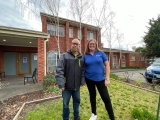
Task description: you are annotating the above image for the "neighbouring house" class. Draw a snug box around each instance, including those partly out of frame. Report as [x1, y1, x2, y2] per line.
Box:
[0, 12, 146, 83]
[102, 48, 146, 68]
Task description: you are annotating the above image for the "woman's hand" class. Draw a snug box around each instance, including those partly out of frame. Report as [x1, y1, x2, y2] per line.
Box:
[104, 80, 110, 86]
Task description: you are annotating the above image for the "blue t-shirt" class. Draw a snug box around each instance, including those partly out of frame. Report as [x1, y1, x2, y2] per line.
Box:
[84, 50, 108, 81]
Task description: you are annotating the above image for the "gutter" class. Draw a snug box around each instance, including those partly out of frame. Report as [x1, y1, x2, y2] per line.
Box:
[44, 35, 50, 76]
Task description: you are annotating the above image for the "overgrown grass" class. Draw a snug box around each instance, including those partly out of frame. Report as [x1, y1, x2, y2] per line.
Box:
[25, 81, 159, 120]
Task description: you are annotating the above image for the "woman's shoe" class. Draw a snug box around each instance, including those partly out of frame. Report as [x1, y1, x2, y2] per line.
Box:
[89, 113, 97, 120]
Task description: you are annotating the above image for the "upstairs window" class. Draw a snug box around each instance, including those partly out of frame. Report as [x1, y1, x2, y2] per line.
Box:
[69, 27, 73, 38]
[87, 31, 96, 40]
[78, 29, 82, 39]
[47, 24, 64, 37]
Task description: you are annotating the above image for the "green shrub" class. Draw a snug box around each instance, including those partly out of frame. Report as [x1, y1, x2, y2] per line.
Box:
[42, 73, 56, 89]
[131, 108, 155, 120]
[110, 73, 118, 80]
[46, 85, 61, 93]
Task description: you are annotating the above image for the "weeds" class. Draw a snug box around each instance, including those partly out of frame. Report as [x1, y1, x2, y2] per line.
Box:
[123, 71, 133, 83]
[136, 80, 142, 86]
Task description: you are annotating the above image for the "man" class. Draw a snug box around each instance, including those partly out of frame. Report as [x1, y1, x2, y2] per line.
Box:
[55, 39, 85, 120]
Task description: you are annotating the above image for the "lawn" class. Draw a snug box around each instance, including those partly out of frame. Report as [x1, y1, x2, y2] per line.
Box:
[25, 81, 159, 120]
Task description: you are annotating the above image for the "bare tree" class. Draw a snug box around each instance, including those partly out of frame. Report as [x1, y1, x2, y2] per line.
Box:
[101, 10, 117, 65]
[116, 30, 124, 67]
[14, 0, 63, 56]
[68, 0, 94, 52]
[91, 0, 110, 46]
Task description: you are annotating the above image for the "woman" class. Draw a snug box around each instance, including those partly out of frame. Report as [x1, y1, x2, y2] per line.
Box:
[84, 39, 115, 120]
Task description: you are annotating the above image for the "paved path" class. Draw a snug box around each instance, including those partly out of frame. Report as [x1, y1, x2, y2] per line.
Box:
[111, 69, 147, 83]
[0, 76, 43, 101]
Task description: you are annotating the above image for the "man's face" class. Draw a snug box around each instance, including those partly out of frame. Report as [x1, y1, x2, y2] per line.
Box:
[71, 39, 80, 52]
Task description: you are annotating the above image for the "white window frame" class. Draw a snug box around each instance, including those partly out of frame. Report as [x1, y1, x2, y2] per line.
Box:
[87, 31, 96, 40]
[113, 55, 118, 68]
[47, 50, 59, 73]
[122, 56, 126, 67]
[140, 56, 144, 61]
[78, 29, 83, 39]
[47, 24, 65, 37]
[130, 56, 135, 61]
[69, 27, 73, 38]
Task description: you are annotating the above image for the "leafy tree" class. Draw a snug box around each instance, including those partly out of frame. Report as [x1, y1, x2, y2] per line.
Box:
[135, 47, 146, 53]
[144, 15, 160, 57]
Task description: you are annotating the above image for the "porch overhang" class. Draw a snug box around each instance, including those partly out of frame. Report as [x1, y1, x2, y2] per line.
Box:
[0, 25, 50, 47]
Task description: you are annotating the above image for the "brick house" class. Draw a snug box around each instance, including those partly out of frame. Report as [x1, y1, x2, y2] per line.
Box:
[0, 12, 146, 83]
[103, 48, 146, 68]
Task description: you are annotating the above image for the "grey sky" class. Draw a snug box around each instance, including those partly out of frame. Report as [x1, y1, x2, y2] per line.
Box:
[1, 0, 160, 50]
[0, 0, 41, 31]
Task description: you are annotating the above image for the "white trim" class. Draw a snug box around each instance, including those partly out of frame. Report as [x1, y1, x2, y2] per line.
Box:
[0, 26, 49, 39]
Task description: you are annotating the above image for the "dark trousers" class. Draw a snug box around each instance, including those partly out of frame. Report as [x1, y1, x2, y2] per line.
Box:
[85, 78, 115, 120]
[62, 89, 80, 120]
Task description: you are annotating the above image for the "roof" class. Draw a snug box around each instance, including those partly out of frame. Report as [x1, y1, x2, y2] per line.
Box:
[0, 25, 50, 38]
[40, 12, 101, 31]
[102, 48, 134, 53]
[0, 25, 50, 47]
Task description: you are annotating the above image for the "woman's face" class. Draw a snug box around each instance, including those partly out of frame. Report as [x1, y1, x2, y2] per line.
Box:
[89, 40, 96, 51]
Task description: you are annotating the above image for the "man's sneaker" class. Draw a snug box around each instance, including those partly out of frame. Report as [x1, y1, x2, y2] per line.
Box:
[89, 113, 97, 120]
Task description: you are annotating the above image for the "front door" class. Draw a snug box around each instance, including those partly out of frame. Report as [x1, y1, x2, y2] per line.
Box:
[18, 53, 31, 75]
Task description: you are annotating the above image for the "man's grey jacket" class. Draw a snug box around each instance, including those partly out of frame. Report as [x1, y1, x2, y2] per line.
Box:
[55, 49, 85, 90]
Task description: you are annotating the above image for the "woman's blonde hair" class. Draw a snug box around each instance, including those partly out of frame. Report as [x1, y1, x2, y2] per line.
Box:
[84, 39, 100, 54]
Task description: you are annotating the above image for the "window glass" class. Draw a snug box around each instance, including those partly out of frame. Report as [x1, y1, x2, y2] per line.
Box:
[78, 29, 82, 39]
[87, 31, 96, 40]
[140, 56, 144, 61]
[130, 56, 135, 61]
[47, 24, 64, 37]
[69, 28, 73, 38]
[47, 50, 59, 73]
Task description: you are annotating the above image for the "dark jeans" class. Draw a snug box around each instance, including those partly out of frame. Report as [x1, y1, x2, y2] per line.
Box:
[85, 78, 115, 120]
[62, 88, 80, 120]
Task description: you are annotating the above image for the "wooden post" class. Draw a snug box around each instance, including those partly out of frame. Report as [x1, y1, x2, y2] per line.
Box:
[156, 94, 160, 120]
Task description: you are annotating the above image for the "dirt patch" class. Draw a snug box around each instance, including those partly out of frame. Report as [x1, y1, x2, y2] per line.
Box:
[0, 90, 60, 120]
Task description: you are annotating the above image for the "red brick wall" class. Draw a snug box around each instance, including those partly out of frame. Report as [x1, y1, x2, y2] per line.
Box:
[104, 52, 146, 68]
[41, 14, 101, 55]
[129, 53, 146, 67]
[41, 16, 47, 33]
[38, 38, 44, 82]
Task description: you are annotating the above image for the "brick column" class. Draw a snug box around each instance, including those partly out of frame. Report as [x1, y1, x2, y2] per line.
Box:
[41, 15, 47, 32]
[109, 52, 113, 68]
[65, 22, 69, 51]
[38, 38, 44, 82]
